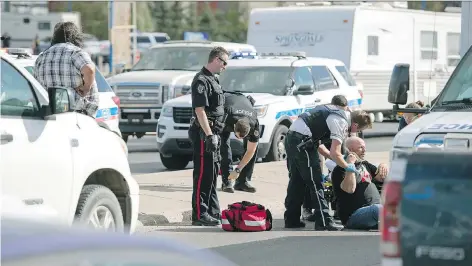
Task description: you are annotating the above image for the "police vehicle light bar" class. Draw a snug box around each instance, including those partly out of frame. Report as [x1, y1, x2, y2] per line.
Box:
[5, 48, 32, 57]
[259, 51, 306, 58]
[230, 51, 258, 59]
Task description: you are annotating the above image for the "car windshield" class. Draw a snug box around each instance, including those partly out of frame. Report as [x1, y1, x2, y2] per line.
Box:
[335, 65, 356, 86]
[219, 66, 291, 96]
[433, 48, 472, 107]
[132, 47, 212, 71]
[24, 66, 112, 92]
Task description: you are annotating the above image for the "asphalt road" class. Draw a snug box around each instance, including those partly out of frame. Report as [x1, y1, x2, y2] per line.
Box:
[139, 221, 381, 266]
[127, 122, 396, 175]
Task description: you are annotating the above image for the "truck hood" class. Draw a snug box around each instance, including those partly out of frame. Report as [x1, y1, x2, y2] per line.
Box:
[164, 93, 285, 107]
[107, 70, 197, 86]
[394, 112, 472, 147]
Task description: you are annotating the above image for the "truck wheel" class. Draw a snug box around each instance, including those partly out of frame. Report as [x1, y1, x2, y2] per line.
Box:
[266, 125, 289, 162]
[136, 132, 145, 139]
[74, 185, 124, 232]
[160, 154, 190, 170]
[122, 134, 129, 143]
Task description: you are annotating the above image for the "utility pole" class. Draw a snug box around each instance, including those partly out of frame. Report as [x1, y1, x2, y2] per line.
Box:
[108, 0, 114, 74]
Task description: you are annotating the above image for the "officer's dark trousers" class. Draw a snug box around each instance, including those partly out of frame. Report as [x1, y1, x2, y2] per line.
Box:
[284, 131, 332, 225]
[220, 131, 257, 185]
[189, 126, 220, 221]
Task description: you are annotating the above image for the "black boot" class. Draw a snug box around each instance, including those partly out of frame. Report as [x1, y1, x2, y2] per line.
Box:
[192, 213, 221, 226]
[302, 208, 316, 222]
[234, 182, 256, 193]
[222, 181, 235, 193]
[285, 220, 306, 229]
[314, 219, 343, 231]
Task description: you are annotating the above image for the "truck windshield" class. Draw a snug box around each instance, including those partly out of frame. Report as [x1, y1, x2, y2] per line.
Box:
[219, 66, 291, 96]
[433, 47, 472, 107]
[132, 47, 212, 71]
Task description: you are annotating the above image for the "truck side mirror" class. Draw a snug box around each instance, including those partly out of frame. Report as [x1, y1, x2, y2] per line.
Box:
[388, 63, 410, 105]
[47, 86, 75, 115]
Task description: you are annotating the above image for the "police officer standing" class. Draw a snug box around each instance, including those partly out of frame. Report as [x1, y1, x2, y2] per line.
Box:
[189, 46, 230, 226]
[220, 92, 260, 193]
[284, 99, 372, 230]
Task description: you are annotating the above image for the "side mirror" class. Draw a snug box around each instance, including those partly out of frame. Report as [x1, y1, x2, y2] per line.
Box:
[47, 87, 75, 115]
[294, 85, 315, 96]
[285, 78, 295, 88]
[388, 63, 410, 105]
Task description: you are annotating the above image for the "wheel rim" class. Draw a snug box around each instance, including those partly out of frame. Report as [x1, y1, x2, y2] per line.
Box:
[88, 206, 116, 231]
[277, 134, 287, 160]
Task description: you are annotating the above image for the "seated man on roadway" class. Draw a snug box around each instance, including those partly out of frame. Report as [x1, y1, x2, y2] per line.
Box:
[331, 136, 388, 230]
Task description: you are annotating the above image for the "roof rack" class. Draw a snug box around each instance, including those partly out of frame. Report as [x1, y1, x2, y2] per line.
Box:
[259, 51, 306, 59]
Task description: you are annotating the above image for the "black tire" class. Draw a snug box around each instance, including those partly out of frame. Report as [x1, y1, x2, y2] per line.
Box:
[160, 153, 190, 170]
[265, 125, 289, 162]
[74, 184, 124, 232]
[122, 134, 129, 143]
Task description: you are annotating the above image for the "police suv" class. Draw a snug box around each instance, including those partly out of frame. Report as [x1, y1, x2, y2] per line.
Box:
[4, 48, 121, 135]
[0, 52, 139, 234]
[381, 46, 472, 265]
[156, 52, 363, 170]
[106, 41, 256, 142]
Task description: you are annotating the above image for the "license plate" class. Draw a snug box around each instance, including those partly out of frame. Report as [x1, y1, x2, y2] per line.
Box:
[132, 119, 140, 123]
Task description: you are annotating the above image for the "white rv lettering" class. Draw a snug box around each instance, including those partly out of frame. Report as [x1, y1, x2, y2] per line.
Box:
[415, 246, 465, 261]
[275, 32, 324, 47]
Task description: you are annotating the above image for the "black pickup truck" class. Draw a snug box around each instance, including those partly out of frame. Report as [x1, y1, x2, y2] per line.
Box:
[380, 151, 472, 266]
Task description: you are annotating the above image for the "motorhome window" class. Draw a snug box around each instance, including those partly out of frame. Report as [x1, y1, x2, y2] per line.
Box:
[420, 31, 438, 60]
[219, 66, 292, 96]
[447, 32, 461, 67]
[335, 65, 357, 86]
[311, 66, 339, 90]
[38, 22, 50, 31]
[433, 48, 472, 106]
[367, 36, 379, 56]
[154, 36, 169, 43]
[294, 67, 314, 87]
[132, 47, 212, 71]
[0, 59, 40, 117]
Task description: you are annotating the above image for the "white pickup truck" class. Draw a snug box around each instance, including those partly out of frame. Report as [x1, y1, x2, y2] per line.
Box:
[156, 52, 363, 170]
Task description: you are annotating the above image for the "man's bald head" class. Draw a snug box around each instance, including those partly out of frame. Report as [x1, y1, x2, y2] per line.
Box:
[345, 136, 366, 159]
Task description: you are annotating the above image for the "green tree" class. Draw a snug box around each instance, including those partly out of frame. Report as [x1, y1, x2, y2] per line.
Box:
[168, 2, 185, 40]
[135, 2, 154, 32]
[216, 6, 248, 43]
[184, 2, 198, 32]
[197, 2, 221, 41]
[148, 2, 172, 34]
[407, 1, 446, 12]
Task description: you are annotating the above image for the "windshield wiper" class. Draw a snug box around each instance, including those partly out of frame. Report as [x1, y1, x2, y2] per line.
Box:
[161, 68, 193, 71]
[440, 97, 472, 105]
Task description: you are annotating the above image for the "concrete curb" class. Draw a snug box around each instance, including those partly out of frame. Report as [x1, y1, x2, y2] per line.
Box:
[138, 210, 192, 226]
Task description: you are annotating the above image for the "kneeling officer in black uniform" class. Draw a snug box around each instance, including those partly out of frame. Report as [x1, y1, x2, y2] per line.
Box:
[220, 92, 260, 193]
[189, 46, 230, 226]
[284, 100, 372, 230]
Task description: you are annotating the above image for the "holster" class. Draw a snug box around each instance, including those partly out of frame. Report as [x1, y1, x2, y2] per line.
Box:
[190, 115, 226, 135]
[296, 138, 315, 152]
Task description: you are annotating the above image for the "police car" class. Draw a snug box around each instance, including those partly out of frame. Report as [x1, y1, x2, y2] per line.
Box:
[156, 52, 363, 170]
[3, 48, 121, 135]
[106, 41, 257, 142]
[0, 52, 139, 234]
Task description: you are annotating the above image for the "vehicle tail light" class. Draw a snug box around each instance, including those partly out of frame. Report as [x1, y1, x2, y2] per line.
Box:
[112, 96, 121, 113]
[380, 181, 402, 258]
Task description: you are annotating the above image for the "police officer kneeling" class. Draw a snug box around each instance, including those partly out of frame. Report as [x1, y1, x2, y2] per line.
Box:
[220, 92, 260, 193]
[284, 103, 372, 230]
[189, 46, 230, 226]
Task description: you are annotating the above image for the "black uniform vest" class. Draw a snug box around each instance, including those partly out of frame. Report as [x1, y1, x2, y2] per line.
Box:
[299, 104, 349, 143]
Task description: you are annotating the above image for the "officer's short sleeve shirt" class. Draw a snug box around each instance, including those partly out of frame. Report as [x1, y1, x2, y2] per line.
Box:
[246, 119, 260, 143]
[326, 114, 349, 143]
[191, 79, 209, 108]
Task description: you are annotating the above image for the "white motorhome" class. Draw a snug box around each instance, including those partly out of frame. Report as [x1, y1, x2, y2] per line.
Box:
[247, 3, 462, 121]
[1, 11, 81, 48]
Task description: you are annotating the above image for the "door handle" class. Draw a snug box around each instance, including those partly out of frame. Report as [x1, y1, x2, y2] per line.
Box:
[0, 132, 13, 144]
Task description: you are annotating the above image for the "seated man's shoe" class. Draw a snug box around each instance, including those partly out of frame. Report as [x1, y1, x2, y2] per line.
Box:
[315, 220, 343, 231]
[302, 208, 316, 222]
[192, 213, 221, 226]
[222, 181, 235, 193]
[211, 213, 221, 221]
[234, 182, 256, 193]
[285, 220, 306, 228]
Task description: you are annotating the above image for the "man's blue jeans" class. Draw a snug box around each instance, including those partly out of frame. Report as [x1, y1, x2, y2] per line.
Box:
[346, 204, 382, 230]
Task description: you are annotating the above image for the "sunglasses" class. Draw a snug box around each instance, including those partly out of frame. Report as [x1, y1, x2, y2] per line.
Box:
[218, 57, 227, 66]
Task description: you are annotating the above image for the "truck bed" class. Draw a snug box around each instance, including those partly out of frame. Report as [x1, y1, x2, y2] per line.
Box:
[401, 151, 472, 266]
